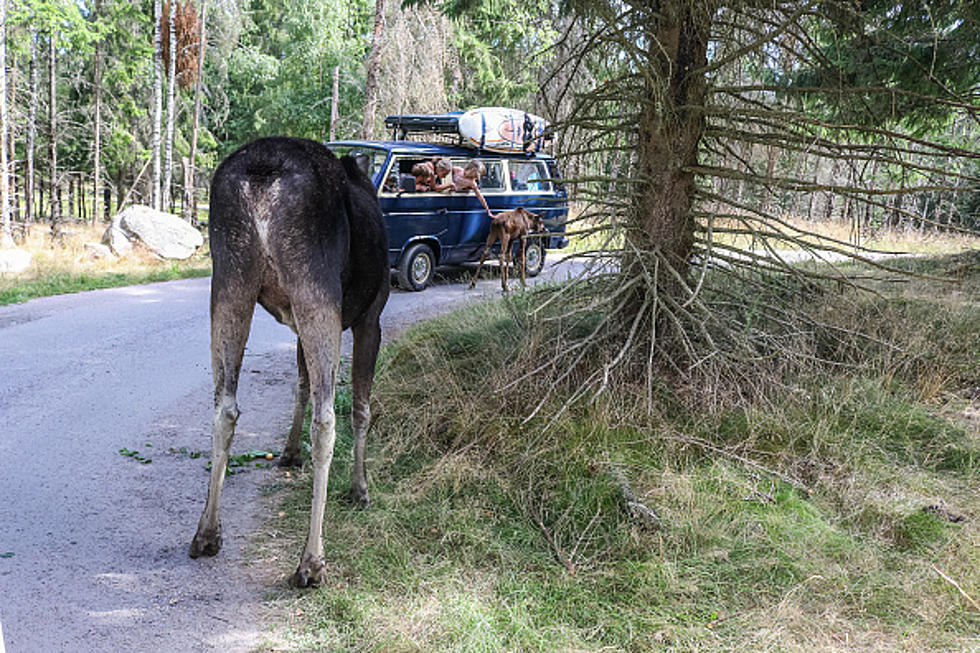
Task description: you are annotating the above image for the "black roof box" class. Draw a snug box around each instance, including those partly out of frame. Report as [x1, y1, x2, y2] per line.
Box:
[385, 113, 461, 136]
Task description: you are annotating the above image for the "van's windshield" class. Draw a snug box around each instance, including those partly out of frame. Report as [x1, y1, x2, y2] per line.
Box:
[327, 145, 388, 180]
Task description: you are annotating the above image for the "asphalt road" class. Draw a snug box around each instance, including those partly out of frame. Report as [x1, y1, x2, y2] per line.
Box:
[0, 259, 583, 652]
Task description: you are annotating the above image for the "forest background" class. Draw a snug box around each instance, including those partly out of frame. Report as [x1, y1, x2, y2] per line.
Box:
[0, 0, 975, 240]
[0, 0, 564, 235]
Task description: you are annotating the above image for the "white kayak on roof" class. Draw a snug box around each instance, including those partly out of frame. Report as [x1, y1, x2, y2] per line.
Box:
[457, 107, 550, 153]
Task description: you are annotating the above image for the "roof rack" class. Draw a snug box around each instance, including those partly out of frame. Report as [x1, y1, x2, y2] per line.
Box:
[385, 113, 462, 140]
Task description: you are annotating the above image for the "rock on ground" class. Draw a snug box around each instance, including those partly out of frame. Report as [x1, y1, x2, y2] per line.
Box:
[103, 205, 203, 259]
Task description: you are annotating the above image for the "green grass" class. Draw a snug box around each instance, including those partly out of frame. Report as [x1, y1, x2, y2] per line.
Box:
[254, 254, 979, 651]
[0, 260, 212, 305]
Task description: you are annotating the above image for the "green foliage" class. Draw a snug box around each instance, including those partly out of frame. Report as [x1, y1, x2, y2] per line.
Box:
[782, 2, 980, 130]
[260, 256, 980, 650]
[212, 0, 372, 157]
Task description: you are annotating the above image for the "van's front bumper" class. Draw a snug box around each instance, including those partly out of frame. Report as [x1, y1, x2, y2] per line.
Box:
[548, 235, 569, 249]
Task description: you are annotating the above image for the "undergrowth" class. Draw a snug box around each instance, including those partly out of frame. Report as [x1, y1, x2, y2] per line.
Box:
[0, 222, 211, 305]
[258, 251, 979, 652]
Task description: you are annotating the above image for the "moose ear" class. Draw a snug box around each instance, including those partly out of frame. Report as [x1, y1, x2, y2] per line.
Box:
[352, 154, 371, 177]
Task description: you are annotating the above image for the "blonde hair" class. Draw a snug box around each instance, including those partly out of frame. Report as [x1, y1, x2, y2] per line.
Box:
[434, 158, 453, 175]
[464, 160, 486, 176]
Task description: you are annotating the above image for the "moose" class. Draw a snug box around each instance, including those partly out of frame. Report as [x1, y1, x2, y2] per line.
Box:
[189, 137, 390, 588]
[469, 207, 545, 291]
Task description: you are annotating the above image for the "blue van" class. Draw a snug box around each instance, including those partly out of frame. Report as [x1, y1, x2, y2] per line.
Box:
[327, 126, 568, 290]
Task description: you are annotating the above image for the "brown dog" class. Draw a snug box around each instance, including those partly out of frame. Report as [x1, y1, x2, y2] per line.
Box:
[469, 207, 545, 291]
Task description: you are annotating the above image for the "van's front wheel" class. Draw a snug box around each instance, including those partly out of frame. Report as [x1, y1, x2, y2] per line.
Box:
[517, 239, 546, 278]
[397, 243, 435, 291]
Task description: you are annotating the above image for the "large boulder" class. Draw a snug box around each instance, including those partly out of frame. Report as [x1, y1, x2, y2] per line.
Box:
[102, 215, 133, 257]
[0, 248, 32, 274]
[103, 205, 203, 259]
[83, 242, 115, 260]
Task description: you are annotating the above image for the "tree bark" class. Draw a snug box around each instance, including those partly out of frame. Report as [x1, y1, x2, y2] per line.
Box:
[624, 6, 710, 361]
[93, 0, 103, 223]
[49, 31, 60, 237]
[1, 0, 12, 248]
[360, 0, 386, 140]
[26, 29, 37, 223]
[330, 65, 339, 141]
[631, 8, 709, 272]
[163, 0, 177, 211]
[186, 0, 207, 224]
[151, 0, 163, 210]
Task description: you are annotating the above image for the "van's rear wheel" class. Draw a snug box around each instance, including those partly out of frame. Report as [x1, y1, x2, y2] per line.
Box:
[516, 239, 546, 278]
[397, 243, 435, 291]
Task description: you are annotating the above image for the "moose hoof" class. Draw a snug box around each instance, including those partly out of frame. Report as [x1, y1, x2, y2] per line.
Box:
[278, 451, 304, 468]
[289, 553, 327, 588]
[189, 527, 222, 558]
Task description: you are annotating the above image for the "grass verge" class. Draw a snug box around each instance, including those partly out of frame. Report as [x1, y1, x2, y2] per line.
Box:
[254, 252, 978, 651]
[1, 223, 211, 305]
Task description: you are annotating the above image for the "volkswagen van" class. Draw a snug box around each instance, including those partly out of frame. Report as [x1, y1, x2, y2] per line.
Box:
[327, 122, 568, 290]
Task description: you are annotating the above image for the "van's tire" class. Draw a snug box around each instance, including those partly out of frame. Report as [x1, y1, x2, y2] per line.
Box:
[516, 239, 546, 278]
[396, 243, 436, 291]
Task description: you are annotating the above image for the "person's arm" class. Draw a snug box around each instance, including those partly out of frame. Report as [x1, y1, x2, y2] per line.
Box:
[472, 185, 493, 218]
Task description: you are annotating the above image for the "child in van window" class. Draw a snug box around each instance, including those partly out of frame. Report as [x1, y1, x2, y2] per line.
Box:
[434, 158, 494, 218]
[411, 161, 436, 192]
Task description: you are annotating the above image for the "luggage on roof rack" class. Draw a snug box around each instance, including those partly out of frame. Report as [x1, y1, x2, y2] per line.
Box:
[385, 108, 553, 154]
[385, 113, 462, 137]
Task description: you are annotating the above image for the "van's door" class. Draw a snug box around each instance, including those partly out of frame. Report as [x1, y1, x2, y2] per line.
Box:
[378, 156, 450, 265]
[442, 158, 506, 263]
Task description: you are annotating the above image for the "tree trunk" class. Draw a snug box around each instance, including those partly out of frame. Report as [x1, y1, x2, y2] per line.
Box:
[93, 0, 103, 224]
[49, 31, 60, 238]
[11, 162, 19, 222]
[26, 29, 37, 223]
[163, 0, 177, 211]
[6, 48, 15, 218]
[1, 0, 12, 248]
[360, 0, 386, 139]
[186, 0, 207, 224]
[626, 7, 710, 360]
[68, 176, 75, 220]
[631, 9, 709, 271]
[151, 0, 163, 210]
[330, 65, 339, 141]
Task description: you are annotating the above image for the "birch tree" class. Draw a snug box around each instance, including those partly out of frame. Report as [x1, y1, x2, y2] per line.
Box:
[25, 26, 37, 223]
[92, 0, 103, 223]
[162, 0, 176, 210]
[1, 0, 12, 248]
[185, 0, 207, 223]
[151, 0, 162, 210]
[47, 27, 58, 235]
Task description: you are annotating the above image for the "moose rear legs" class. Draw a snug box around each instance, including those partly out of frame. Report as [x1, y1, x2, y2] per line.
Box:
[280, 339, 310, 468]
[288, 302, 342, 588]
[348, 292, 386, 507]
[189, 292, 256, 559]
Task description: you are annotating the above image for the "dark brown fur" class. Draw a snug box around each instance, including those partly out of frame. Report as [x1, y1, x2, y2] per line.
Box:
[189, 137, 389, 588]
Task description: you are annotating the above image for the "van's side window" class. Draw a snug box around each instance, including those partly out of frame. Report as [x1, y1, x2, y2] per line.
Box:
[455, 159, 504, 192]
[510, 160, 552, 192]
[380, 157, 435, 195]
